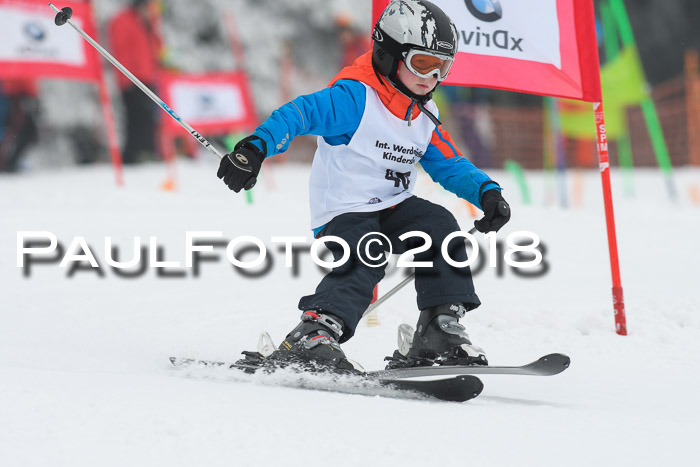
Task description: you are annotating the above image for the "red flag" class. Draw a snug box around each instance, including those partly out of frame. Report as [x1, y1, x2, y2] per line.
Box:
[372, 0, 601, 102]
[0, 0, 100, 81]
[160, 72, 258, 134]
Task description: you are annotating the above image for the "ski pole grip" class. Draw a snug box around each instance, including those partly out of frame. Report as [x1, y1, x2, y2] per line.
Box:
[497, 200, 510, 217]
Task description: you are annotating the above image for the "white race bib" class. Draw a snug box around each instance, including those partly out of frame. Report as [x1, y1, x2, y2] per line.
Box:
[309, 84, 436, 229]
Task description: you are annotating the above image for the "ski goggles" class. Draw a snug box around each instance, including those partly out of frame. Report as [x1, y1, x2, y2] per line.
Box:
[403, 49, 454, 81]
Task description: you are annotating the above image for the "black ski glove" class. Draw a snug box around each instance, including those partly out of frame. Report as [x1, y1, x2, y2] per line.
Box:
[217, 136, 266, 193]
[474, 188, 511, 233]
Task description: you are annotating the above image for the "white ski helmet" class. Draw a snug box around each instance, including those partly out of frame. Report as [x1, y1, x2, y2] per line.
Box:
[372, 0, 458, 98]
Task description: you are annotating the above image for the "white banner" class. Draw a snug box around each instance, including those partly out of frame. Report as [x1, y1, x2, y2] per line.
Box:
[170, 82, 246, 124]
[0, 6, 86, 66]
[440, 0, 561, 69]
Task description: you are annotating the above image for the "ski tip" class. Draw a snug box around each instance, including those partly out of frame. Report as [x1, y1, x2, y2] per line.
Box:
[428, 375, 484, 402]
[536, 353, 571, 375]
[540, 353, 570, 366]
[455, 375, 484, 401]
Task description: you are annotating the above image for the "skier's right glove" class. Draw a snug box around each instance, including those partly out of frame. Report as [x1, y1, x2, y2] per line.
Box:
[474, 188, 511, 233]
[217, 136, 266, 193]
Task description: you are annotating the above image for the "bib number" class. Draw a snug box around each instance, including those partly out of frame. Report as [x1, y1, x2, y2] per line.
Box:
[385, 169, 411, 190]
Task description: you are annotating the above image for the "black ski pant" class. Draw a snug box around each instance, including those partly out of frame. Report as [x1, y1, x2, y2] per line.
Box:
[298, 196, 480, 342]
[122, 85, 156, 164]
[0, 95, 38, 173]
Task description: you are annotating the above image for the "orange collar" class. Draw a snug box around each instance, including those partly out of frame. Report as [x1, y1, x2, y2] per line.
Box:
[329, 51, 420, 121]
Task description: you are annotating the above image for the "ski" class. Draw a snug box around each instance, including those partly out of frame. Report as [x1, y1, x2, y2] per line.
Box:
[169, 357, 483, 403]
[373, 353, 571, 380]
[382, 375, 483, 402]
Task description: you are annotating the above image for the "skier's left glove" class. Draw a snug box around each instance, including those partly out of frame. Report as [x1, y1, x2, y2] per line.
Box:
[474, 187, 511, 233]
[217, 136, 266, 193]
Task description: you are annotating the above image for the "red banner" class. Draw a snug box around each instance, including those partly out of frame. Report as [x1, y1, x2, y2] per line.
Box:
[0, 0, 100, 81]
[372, 0, 602, 102]
[160, 72, 258, 134]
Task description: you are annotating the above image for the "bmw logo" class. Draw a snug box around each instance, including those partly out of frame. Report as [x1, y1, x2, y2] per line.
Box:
[465, 0, 503, 22]
[199, 93, 214, 109]
[24, 22, 47, 42]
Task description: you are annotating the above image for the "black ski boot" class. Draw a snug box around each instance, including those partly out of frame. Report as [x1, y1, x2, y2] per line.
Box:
[267, 311, 359, 373]
[385, 304, 488, 369]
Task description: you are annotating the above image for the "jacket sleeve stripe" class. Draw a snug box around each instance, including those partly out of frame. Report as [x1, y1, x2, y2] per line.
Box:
[431, 126, 463, 160]
[420, 126, 497, 209]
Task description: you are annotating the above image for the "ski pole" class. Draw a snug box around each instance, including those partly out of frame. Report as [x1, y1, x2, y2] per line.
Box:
[49, 4, 225, 160]
[363, 201, 509, 316]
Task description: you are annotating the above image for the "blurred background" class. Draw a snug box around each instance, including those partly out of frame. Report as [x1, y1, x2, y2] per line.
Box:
[1, 0, 699, 204]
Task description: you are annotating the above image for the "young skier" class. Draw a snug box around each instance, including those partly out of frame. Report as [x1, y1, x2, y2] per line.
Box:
[217, 0, 510, 370]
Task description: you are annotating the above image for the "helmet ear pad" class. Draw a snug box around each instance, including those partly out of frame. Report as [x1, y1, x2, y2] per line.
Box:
[372, 25, 419, 95]
[372, 40, 399, 80]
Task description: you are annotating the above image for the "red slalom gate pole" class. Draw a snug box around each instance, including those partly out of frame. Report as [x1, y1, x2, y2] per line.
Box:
[88, 0, 123, 186]
[593, 101, 628, 335]
[97, 67, 124, 187]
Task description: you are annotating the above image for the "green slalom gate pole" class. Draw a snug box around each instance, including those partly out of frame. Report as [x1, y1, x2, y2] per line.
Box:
[609, 0, 676, 200]
[545, 97, 568, 208]
[640, 99, 677, 198]
[601, 0, 635, 196]
[617, 131, 635, 196]
[601, 0, 620, 61]
[504, 160, 531, 205]
[542, 97, 560, 206]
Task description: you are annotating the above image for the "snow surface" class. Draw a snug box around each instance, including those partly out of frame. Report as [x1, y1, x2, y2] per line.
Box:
[1, 160, 699, 466]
